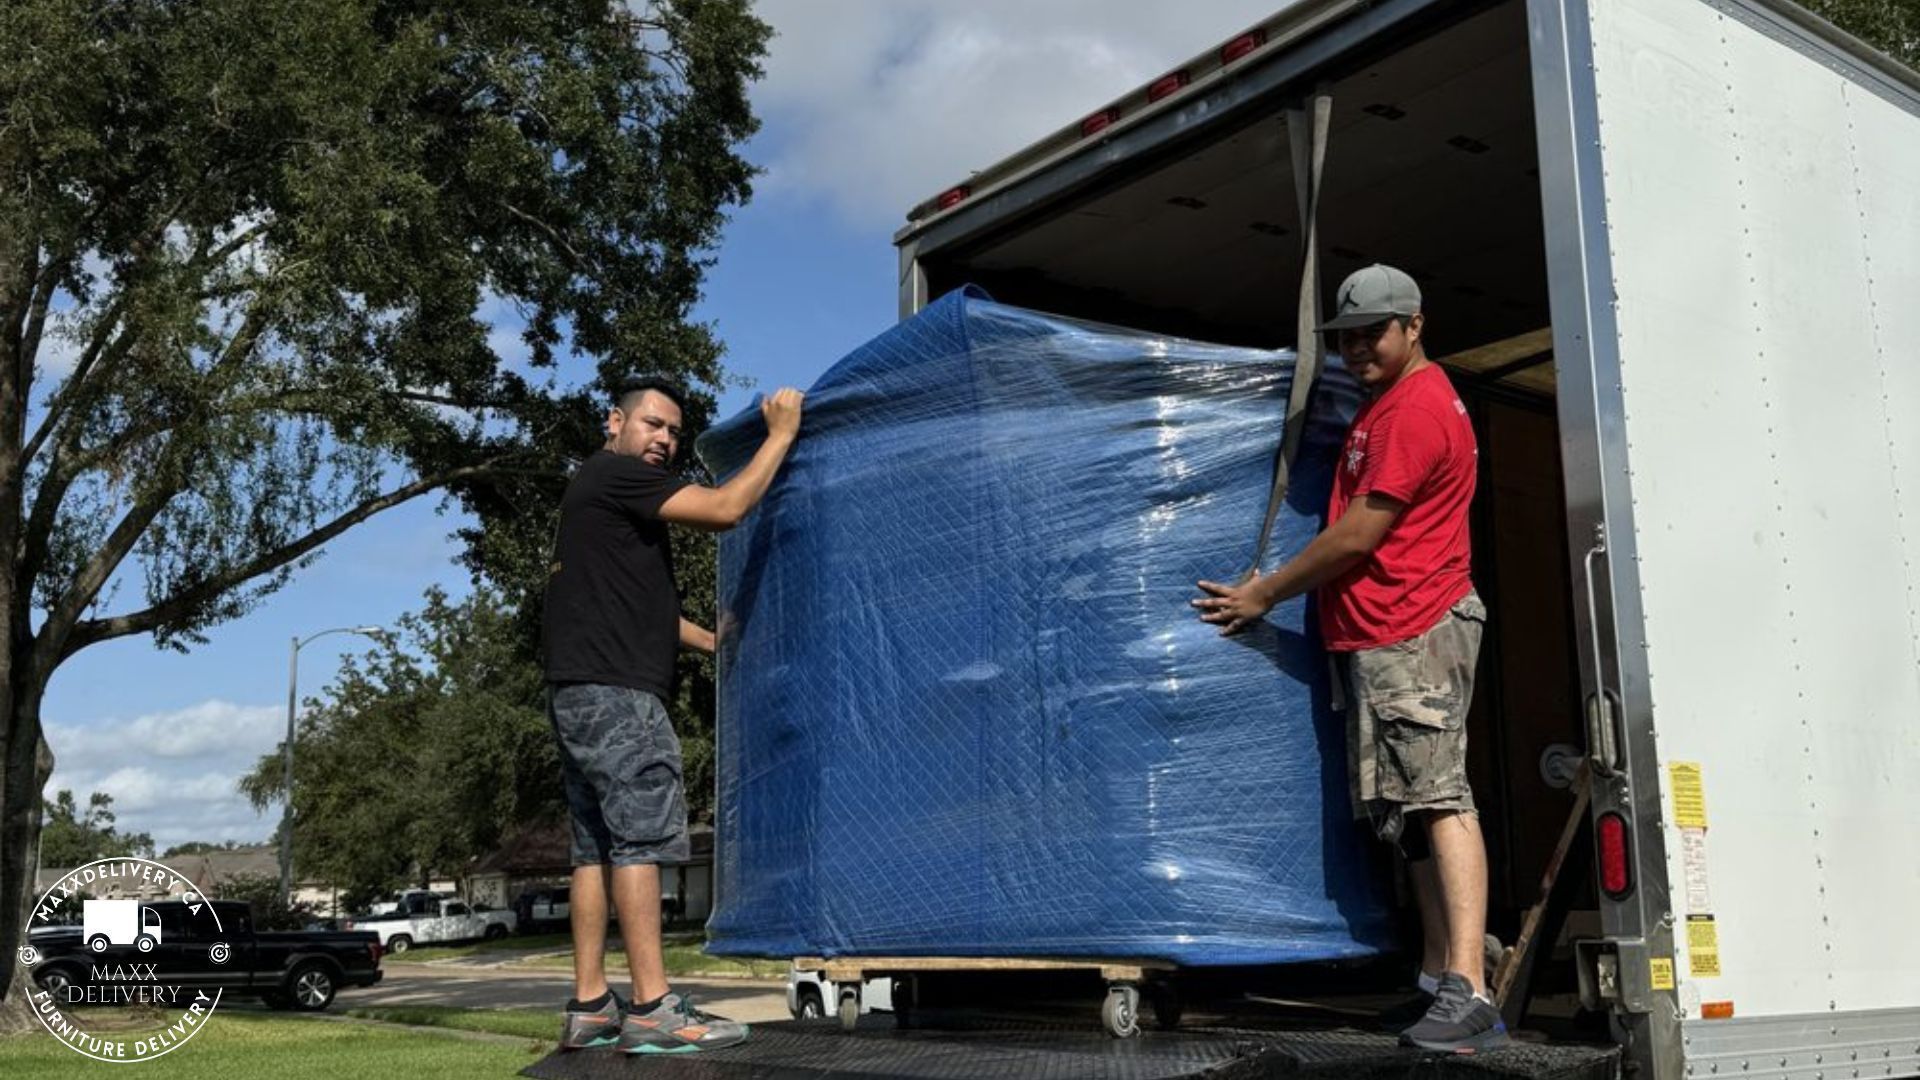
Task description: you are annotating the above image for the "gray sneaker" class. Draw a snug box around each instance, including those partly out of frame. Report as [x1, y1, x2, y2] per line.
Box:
[620, 992, 750, 1054]
[1400, 973, 1510, 1053]
[1375, 990, 1436, 1033]
[559, 990, 628, 1050]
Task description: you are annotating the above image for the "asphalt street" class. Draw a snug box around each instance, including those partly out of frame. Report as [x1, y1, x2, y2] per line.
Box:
[334, 962, 790, 1022]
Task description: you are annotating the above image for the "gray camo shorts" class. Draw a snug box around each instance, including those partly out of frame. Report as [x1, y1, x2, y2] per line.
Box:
[1342, 591, 1486, 846]
[548, 683, 690, 867]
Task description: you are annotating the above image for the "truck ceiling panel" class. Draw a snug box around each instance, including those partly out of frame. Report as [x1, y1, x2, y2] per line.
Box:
[954, 4, 1547, 375]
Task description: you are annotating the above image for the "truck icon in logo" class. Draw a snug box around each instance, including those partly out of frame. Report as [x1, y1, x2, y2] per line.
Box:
[82, 899, 163, 954]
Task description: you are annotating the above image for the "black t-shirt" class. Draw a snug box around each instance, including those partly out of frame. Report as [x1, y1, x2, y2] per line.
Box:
[542, 450, 690, 697]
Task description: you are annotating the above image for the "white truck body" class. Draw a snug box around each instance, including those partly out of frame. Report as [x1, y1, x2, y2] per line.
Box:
[344, 897, 514, 952]
[80, 900, 162, 952]
[1570, 0, 1920, 1055]
[365, 888, 445, 918]
[893, 2, 1920, 1078]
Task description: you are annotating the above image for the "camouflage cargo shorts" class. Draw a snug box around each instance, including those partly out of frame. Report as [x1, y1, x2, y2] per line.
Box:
[1342, 591, 1486, 845]
[548, 683, 691, 867]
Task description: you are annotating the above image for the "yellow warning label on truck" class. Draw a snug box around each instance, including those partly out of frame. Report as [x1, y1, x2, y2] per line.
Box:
[1669, 762, 1708, 828]
[1687, 916, 1721, 978]
[1650, 958, 1675, 991]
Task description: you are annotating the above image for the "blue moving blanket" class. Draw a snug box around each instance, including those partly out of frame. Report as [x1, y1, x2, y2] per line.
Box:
[695, 287, 1394, 965]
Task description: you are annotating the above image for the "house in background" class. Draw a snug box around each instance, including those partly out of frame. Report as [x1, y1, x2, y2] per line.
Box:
[33, 846, 327, 909]
[467, 820, 713, 926]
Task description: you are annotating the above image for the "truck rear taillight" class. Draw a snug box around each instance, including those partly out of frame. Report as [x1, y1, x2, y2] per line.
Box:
[1597, 812, 1633, 899]
[1221, 30, 1266, 65]
[936, 186, 970, 211]
[369, 941, 383, 966]
[1147, 71, 1190, 103]
[1080, 108, 1120, 138]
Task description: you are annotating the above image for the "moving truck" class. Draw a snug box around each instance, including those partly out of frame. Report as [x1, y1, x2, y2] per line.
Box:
[893, 2, 1920, 1078]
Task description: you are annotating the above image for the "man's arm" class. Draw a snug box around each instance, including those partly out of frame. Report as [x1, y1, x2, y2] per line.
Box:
[679, 617, 715, 654]
[657, 388, 804, 532]
[1192, 493, 1405, 635]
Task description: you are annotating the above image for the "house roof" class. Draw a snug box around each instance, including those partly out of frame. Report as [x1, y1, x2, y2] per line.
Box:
[179, 845, 285, 884]
[35, 845, 317, 900]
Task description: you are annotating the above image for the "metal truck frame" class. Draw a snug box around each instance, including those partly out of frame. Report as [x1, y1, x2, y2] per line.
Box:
[892, 3, 1920, 1079]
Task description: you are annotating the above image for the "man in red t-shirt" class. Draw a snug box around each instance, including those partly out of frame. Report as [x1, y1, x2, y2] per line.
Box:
[1193, 265, 1504, 1052]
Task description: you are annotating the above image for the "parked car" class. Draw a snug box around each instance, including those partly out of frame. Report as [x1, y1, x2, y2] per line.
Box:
[515, 885, 571, 933]
[342, 896, 516, 954]
[28, 899, 382, 1012]
[786, 963, 891, 1021]
[365, 889, 452, 918]
[513, 885, 686, 934]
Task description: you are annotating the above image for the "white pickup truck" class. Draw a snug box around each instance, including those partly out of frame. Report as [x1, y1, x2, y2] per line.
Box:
[343, 895, 516, 955]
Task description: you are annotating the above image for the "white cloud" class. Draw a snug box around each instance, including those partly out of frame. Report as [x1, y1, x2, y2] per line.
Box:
[753, 0, 1292, 226]
[43, 700, 287, 854]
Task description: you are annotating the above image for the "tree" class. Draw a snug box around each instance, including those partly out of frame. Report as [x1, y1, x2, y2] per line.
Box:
[37, 789, 153, 867]
[32, 888, 94, 927]
[0, 0, 768, 1031]
[239, 586, 563, 904]
[1802, 0, 1919, 68]
[217, 872, 320, 932]
[161, 839, 247, 857]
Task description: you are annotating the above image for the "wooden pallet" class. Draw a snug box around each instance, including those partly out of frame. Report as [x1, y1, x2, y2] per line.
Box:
[794, 955, 1174, 983]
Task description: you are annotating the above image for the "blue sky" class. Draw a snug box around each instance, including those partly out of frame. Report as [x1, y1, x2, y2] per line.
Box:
[42, 0, 1289, 853]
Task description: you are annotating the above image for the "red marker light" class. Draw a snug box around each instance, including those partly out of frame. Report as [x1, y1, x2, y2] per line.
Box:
[1148, 71, 1190, 102]
[1222, 30, 1267, 65]
[1598, 812, 1633, 898]
[1081, 108, 1121, 138]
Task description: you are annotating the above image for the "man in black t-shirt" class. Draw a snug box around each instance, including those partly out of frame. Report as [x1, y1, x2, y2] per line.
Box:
[544, 376, 802, 1055]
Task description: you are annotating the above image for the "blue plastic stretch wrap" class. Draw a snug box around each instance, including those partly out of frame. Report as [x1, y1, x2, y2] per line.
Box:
[694, 287, 1396, 965]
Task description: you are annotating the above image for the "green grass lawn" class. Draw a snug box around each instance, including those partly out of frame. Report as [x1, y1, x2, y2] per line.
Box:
[0, 1009, 547, 1079]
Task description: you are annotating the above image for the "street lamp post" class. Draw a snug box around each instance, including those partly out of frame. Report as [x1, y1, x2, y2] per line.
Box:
[280, 626, 386, 910]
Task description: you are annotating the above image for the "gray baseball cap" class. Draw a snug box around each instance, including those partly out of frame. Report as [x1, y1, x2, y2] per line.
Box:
[1317, 263, 1422, 331]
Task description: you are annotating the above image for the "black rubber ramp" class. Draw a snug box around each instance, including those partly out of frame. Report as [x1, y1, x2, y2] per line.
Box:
[520, 1017, 1620, 1080]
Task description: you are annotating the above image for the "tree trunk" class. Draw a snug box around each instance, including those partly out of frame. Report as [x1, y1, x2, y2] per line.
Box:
[0, 714, 53, 1036]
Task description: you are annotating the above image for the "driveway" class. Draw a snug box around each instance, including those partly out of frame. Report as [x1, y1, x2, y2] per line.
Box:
[339, 963, 789, 1022]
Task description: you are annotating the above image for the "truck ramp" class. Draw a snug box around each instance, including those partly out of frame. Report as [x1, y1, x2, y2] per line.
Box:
[521, 1014, 1620, 1080]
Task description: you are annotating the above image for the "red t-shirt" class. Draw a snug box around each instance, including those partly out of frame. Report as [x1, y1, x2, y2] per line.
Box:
[1318, 364, 1476, 651]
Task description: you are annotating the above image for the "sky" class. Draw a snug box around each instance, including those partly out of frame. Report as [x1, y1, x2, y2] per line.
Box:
[41, 0, 1292, 856]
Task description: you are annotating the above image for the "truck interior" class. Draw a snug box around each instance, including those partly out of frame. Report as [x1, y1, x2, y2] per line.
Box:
[911, 0, 1599, 1033]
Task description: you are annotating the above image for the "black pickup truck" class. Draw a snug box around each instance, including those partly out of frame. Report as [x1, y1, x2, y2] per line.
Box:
[26, 898, 383, 1012]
